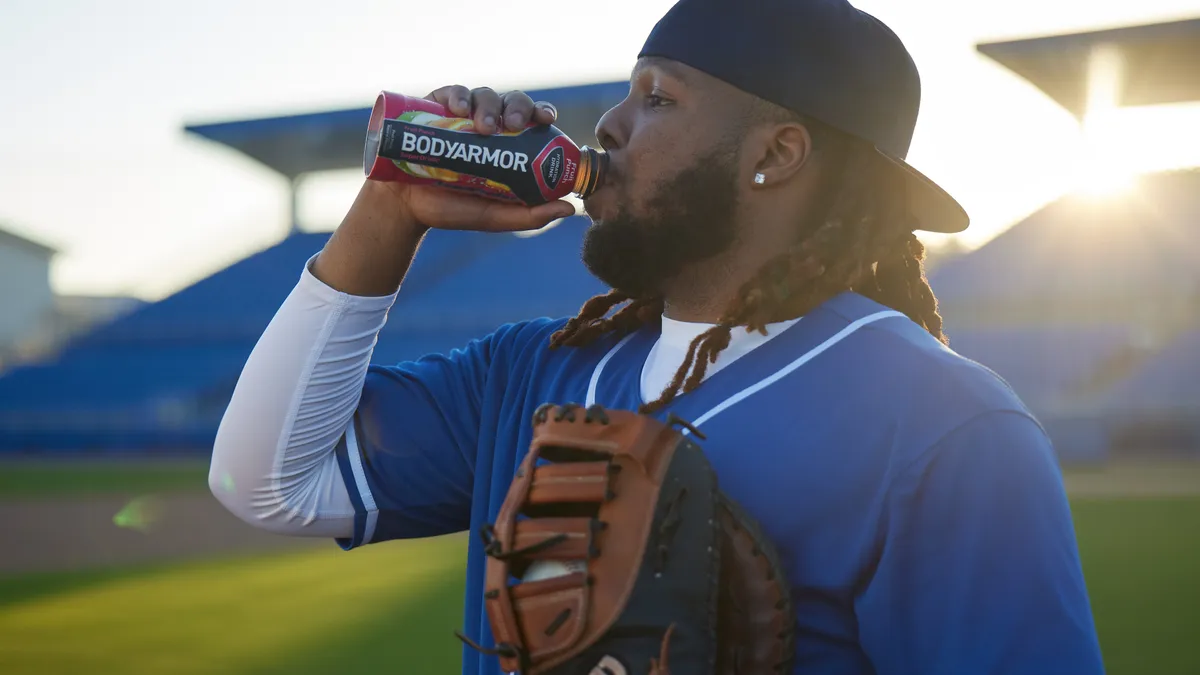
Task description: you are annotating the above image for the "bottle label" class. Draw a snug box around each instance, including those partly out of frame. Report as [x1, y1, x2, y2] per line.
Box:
[541, 146, 565, 191]
[377, 110, 574, 205]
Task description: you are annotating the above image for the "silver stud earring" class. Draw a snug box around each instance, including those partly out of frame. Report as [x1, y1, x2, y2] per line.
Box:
[754, 173, 766, 185]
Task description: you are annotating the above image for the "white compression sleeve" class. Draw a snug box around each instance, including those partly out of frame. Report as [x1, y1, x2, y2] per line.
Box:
[209, 255, 397, 537]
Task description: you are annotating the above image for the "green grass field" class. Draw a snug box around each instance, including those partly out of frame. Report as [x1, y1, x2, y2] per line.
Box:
[0, 465, 1196, 674]
[1072, 497, 1200, 675]
[0, 462, 209, 497]
[0, 536, 469, 675]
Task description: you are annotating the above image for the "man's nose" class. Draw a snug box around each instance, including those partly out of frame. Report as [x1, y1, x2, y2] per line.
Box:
[594, 99, 630, 152]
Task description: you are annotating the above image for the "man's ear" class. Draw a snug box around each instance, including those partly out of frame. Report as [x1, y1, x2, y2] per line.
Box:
[749, 122, 814, 187]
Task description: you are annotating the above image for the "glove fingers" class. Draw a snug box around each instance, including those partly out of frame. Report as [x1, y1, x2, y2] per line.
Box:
[715, 493, 797, 674]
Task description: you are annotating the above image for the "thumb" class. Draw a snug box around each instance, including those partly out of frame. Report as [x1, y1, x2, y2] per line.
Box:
[492, 200, 576, 232]
[543, 200, 578, 221]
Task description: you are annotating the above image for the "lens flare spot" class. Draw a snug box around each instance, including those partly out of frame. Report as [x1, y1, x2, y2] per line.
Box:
[112, 496, 162, 533]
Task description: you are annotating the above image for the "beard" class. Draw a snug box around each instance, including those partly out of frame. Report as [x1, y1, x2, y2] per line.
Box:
[581, 144, 742, 298]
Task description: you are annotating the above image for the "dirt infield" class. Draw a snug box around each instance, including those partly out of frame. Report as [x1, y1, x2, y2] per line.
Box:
[1063, 460, 1200, 498]
[0, 492, 321, 575]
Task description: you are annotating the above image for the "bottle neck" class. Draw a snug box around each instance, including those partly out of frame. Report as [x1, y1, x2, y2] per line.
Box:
[572, 146, 608, 199]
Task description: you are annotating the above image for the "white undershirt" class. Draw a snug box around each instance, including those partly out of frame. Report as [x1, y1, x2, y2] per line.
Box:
[208, 258, 795, 538]
[641, 315, 799, 404]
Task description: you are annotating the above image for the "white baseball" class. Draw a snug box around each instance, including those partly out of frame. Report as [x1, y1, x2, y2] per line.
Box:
[522, 559, 587, 582]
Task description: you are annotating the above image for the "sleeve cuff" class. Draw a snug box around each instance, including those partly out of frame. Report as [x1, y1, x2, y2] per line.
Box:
[299, 253, 400, 314]
[333, 416, 379, 550]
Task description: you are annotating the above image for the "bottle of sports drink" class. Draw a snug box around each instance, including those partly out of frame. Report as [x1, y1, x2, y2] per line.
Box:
[363, 91, 607, 206]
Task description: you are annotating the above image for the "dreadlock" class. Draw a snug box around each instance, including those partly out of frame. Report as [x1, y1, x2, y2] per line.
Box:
[549, 113, 946, 414]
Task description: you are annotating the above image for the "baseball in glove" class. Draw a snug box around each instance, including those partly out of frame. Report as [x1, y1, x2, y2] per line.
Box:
[456, 403, 796, 674]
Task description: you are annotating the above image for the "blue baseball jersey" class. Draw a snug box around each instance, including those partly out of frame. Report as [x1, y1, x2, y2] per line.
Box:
[333, 291, 1104, 674]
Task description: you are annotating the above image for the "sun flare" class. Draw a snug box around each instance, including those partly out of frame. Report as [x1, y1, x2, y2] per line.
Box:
[1070, 156, 1138, 199]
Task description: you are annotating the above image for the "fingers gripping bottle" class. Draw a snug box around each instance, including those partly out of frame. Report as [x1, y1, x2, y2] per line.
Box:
[364, 91, 607, 206]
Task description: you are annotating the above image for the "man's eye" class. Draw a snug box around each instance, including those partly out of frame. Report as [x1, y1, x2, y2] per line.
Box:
[646, 94, 671, 109]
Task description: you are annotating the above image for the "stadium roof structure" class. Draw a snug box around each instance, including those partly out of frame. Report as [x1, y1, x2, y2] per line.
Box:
[185, 80, 628, 181]
[185, 80, 627, 233]
[0, 225, 56, 258]
[977, 17, 1200, 119]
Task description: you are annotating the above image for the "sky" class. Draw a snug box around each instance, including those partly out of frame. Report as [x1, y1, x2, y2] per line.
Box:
[2, 0, 1199, 301]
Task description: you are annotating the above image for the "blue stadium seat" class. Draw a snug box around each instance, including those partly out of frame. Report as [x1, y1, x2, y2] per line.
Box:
[1096, 327, 1200, 412]
[945, 324, 1134, 409]
[0, 220, 604, 454]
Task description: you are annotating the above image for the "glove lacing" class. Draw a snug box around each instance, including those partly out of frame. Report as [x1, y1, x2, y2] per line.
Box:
[653, 487, 688, 575]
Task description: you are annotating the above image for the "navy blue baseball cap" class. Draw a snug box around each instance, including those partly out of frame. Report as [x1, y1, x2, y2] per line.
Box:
[639, 0, 969, 233]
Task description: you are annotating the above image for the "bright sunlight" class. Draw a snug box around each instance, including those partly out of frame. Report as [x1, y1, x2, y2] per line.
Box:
[1071, 43, 1140, 200]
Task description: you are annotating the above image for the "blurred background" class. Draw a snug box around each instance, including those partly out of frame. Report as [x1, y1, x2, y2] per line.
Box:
[1, 0, 1199, 673]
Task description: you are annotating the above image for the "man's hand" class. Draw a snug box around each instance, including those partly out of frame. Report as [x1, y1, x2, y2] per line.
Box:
[313, 86, 575, 296]
[380, 86, 575, 233]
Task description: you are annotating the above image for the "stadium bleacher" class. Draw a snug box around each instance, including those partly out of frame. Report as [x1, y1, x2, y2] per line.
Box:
[945, 323, 1136, 410]
[0, 218, 607, 453]
[2, 143, 1197, 459]
[931, 169, 1200, 324]
[1098, 327, 1200, 412]
[928, 168, 1200, 461]
[384, 218, 607, 331]
[1089, 327, 1200, 456]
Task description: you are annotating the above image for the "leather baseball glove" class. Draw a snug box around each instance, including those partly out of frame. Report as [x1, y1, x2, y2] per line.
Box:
[457, 403, 796, 674]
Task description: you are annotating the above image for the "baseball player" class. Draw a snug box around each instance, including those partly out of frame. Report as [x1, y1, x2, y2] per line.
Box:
[209, 0, 1106, 672]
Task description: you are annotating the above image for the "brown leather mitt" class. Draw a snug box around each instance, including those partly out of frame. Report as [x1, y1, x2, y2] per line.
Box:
[457, 403, 796, 674]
